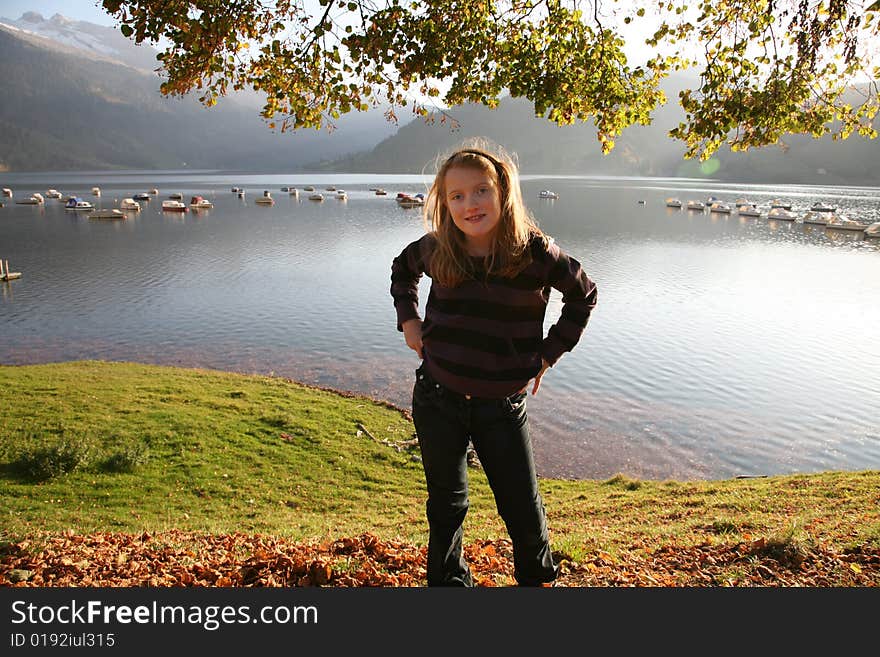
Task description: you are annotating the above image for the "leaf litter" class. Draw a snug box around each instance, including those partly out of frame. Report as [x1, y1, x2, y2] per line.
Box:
[2, 531, 877, 587]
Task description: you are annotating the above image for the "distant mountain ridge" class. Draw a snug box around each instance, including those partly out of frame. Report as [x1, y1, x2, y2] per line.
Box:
[0, 12, 396, 172]
[326, 85, 880, 186]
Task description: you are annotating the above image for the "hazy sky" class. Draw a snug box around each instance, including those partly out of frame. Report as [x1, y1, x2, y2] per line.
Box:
[1, 1, 116, 25]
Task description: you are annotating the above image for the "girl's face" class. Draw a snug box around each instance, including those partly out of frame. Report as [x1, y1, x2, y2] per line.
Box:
[443, 165, 502, 255]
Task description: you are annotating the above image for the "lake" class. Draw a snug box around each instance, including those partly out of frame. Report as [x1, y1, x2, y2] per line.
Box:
[1, 169, 878, 481]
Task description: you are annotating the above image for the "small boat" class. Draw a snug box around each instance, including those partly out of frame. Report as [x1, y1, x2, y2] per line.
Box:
[237, 189, 245, 198]
[736, 204, 762, 217]
[149, 188, 159, 195]
[255, 191, 275, 205]
[767, 207, 798, 221]
[16, 193, 44, 205]
[161, 200, 188, 212]
[289, 188, 299, 196]
[88, 209, 126, 220]
[132, 193, 151, 201]
[708, 201, 732, 214]
[824, 214, 868, 231]
[397, 193, 424, 208]
[863, 222, 880, 237]
[308, 193, 324, 202]
[538, 190, 559, 199]
[168, 192, 183, 200]
[91, 187, 101, 197]
[335, 189, 347, 200]
[45, 189, 62, 199]
[65, 198, 94, 211]
[231, 187, 240, 193]
[304, 186, 316, 192]
[686, 200, 705, 211]
[190, 195, 213, 209]
[119, 198, 141, 211]
[810, 201, 836, 212]
[374, 188, 387, 196]
[706, 195, 722, 205]
[801, 211, 829, 226]
[769, 199, 792, 210]
[665, 198, 682, 208]
[325, 185, 337, 192]
[1, 188, 11, 197]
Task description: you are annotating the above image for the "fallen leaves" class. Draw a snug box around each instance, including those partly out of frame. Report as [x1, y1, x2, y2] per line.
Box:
[1, 532, 877, 587]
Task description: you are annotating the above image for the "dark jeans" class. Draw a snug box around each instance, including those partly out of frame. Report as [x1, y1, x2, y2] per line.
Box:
[411, 364, 557, 586]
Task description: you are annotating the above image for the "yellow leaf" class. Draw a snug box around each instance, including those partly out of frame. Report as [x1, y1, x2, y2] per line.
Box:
[850, 563, 862, 574]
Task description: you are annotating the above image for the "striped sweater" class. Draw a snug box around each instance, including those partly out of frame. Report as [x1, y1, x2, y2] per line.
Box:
[391, 232, 598, 398]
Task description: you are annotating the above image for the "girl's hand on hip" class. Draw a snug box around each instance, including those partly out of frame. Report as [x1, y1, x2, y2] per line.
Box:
[531, 359, 551, 396]
[402, 318, 424, 359]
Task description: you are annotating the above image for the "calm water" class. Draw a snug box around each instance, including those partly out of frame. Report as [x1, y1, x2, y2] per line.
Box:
[1, 170, 879, 481]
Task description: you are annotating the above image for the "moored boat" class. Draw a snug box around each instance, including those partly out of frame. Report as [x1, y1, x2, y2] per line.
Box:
[88, 208, 126, 220]
[119, 198, 141, 211]
[824, 213, 868, 231]
[190, 195, 214, 209]
[767, 207, 798, 221]
[161, 200, 188, 212]
[665, 197, 682, 208]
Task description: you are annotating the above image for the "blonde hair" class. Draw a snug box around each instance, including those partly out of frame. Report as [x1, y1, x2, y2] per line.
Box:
[423, 138, 546, 288]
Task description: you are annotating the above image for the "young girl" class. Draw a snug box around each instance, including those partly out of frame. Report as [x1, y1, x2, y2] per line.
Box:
[390, 140, 598, 586]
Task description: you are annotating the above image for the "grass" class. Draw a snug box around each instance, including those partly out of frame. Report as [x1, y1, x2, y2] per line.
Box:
[2, 361, 879, 565]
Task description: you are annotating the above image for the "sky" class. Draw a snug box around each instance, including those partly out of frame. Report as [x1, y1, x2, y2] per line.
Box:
[1, 1, 116, 24]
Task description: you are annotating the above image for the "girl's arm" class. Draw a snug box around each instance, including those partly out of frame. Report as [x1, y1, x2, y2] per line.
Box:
[390, 235, 431, 331]
[540, 241, 598, 366]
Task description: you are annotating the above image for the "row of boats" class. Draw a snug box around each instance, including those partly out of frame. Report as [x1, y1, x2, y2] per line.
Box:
[665, 196, 880, 235]
[1, 186, 215, 218]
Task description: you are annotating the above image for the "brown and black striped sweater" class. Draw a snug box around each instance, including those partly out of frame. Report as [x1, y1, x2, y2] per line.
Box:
[391, 232, 598, 399]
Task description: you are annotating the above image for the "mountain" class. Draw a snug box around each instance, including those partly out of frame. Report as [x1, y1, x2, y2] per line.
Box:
[0, 12, 396, 172]
[324, 79, 880, 186]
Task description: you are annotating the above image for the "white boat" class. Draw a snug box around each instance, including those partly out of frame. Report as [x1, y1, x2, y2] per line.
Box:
[325, 185, 337, 192]
[168, 192, 183, 200]
[538, 190, 559, 199]
[308, 193, 324, 202]
[1, 188, 11, 197]
[769, 199, 792, 210]
[255, 191, 275, 205]
[863, 222, 880, 237]
[119, 198, 141, 211]
[45, 189, 62, 199]
[736, 204, 762, 217]
[801, 211, 829, 226]
[149, 188, 159, 195]
[16, 193, 44, 205]
[709, 201, 732, 214]
[88, 209, 125, 220]
[665, 198, 682, 208]
[190, 195, 213, 209]
[304, 186, 316, 192]
[374, 188, 387, 196]
[65, 197, 93, 211]
[335, 190, 347, 200]
[686, 200, 705, 211]
[132, 192, 151, 201]
[767, 207, 798, 221]
[810, 201, 836, 212]
[91, 187, 101, 197]
[824, 213, 868, 231]
[161, 200, 188, 212]
[289, 188, 299, 196]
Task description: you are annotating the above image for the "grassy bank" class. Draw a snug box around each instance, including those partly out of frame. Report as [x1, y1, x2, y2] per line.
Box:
[1, 361, 878, 585]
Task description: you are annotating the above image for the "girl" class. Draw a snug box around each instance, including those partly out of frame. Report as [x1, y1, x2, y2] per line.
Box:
[390, 140, 598, 586]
